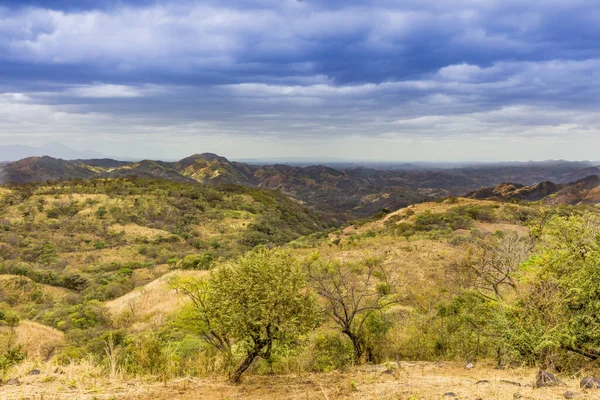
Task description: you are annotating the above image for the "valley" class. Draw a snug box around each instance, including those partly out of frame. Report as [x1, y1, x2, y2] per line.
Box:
[2, 154, 600, 219]
[3, 0, 598, 398]
[2, 160, 600, 399]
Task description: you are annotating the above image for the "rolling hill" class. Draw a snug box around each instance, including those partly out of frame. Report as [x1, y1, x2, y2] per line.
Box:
[468, 175, 600, 205]
[2, 154, 600, 218]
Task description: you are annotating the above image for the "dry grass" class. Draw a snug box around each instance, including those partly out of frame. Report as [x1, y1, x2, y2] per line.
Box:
[2, 362, 597, 400]
[294, 234, 462, 305]
[0, 187, 13, 199]
[104, 269, 208, 332]
[0, 204, 25, 223]
[471, 221, 530, 236]
[61, 246, 146, 271]
[108, 223, 175, 241]
[0, 274, 72, 303]
[14, 320, 65, 359]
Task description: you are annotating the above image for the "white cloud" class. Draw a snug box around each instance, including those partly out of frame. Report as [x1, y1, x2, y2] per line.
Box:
[1, 1, 600, 160]
[64, 83, 167, 98]
[67, 84, 142, 98]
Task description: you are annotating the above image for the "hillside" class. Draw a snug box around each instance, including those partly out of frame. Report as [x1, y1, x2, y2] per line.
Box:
[3, 175, 600, 399]
[104, 160, 197, 183]
[3, 154, 600, 219]
[0, 177, 333, 320]
[469, 175, 600, 205]
[0, 156, 97, 184]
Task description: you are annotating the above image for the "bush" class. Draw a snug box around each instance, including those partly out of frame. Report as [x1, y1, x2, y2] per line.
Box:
[0, 345, 25, 374]
[308, 332, 353, 372]
[95, 206, 108, 219]
[179, 253, 214, 270]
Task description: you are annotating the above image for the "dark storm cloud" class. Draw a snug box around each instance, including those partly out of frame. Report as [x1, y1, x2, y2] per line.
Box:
[0, 0, 600, 160]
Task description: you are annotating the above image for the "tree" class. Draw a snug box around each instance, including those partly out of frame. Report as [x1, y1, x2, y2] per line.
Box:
[305, 254, 401, 362]
[178, 253, 214, 270]
[501, 214, 600, 368]
[459, 231, 533, 300]
[172, 247, 319, 383]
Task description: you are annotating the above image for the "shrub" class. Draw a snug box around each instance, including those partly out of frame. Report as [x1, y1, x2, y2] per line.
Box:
[95, 206, 108, 219]
[308, 332, 353, 372]
[0, 345, 25, 374]
[179, 253, 214, 270]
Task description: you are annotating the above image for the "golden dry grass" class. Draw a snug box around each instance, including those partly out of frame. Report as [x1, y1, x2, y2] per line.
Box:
[0, 187, 13, 199]
[294, 234, 462, 304]
[471, 221, 530, 236]
[2, 362, 597, 400]
[61, 246, 146, 271]
[108, 223, 175, 241]
[13, 320, 65, 360]
[0, 274, 72, 303]
[0, 204, 25, 223]
[104, 269, 208, 332]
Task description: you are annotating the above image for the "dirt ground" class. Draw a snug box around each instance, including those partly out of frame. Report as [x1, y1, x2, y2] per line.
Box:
[3, 362, 600, 400]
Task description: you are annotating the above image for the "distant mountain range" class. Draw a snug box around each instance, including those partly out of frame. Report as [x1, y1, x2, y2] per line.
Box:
[1, 153, 600, 218]
[0, 142, 108, 161]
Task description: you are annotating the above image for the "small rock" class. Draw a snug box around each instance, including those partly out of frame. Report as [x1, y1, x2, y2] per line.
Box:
[580, 376, 600, 389]
[5, 378, 20, 385]
[466, 363, 474, 369]
[475, 380, 490, 385]
[28, 369, 42, 376]
[513, 393, 523, 399]
[500, 380, 522, 387]
[535, 369, 561, 388]
[564, 391, 580, 399]
[444, 392, 457, 397]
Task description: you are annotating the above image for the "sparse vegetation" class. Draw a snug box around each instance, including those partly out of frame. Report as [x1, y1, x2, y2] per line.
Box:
[4, 176, 600, 399]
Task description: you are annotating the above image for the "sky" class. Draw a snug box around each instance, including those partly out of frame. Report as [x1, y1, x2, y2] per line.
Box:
[1, 0, 600, 161]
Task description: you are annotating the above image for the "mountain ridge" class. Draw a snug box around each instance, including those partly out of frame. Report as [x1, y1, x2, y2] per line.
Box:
[3, 154, 600, 218]
[468, 175, 600, 204]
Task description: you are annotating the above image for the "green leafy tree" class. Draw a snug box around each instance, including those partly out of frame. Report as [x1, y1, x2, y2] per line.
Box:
[172, 247, 319, 382]
[501, 214, 600, 368]
[179, 253, 214, 270]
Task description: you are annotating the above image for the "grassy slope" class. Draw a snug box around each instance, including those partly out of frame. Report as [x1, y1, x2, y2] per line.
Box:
[0, 178, 334, 357]
[4, 187, 578, 398]
[289, 198, 530, 310]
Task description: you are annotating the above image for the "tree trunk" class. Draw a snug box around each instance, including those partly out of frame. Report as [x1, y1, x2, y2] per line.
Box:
[230, 351, 259, 383]
[343, 330, 363, 363]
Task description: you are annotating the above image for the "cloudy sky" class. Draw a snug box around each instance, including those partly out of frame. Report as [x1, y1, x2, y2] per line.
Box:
[1, 0, 599, 161]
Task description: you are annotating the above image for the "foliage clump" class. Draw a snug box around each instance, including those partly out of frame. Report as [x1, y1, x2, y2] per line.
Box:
[171, 247, 320, 382]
